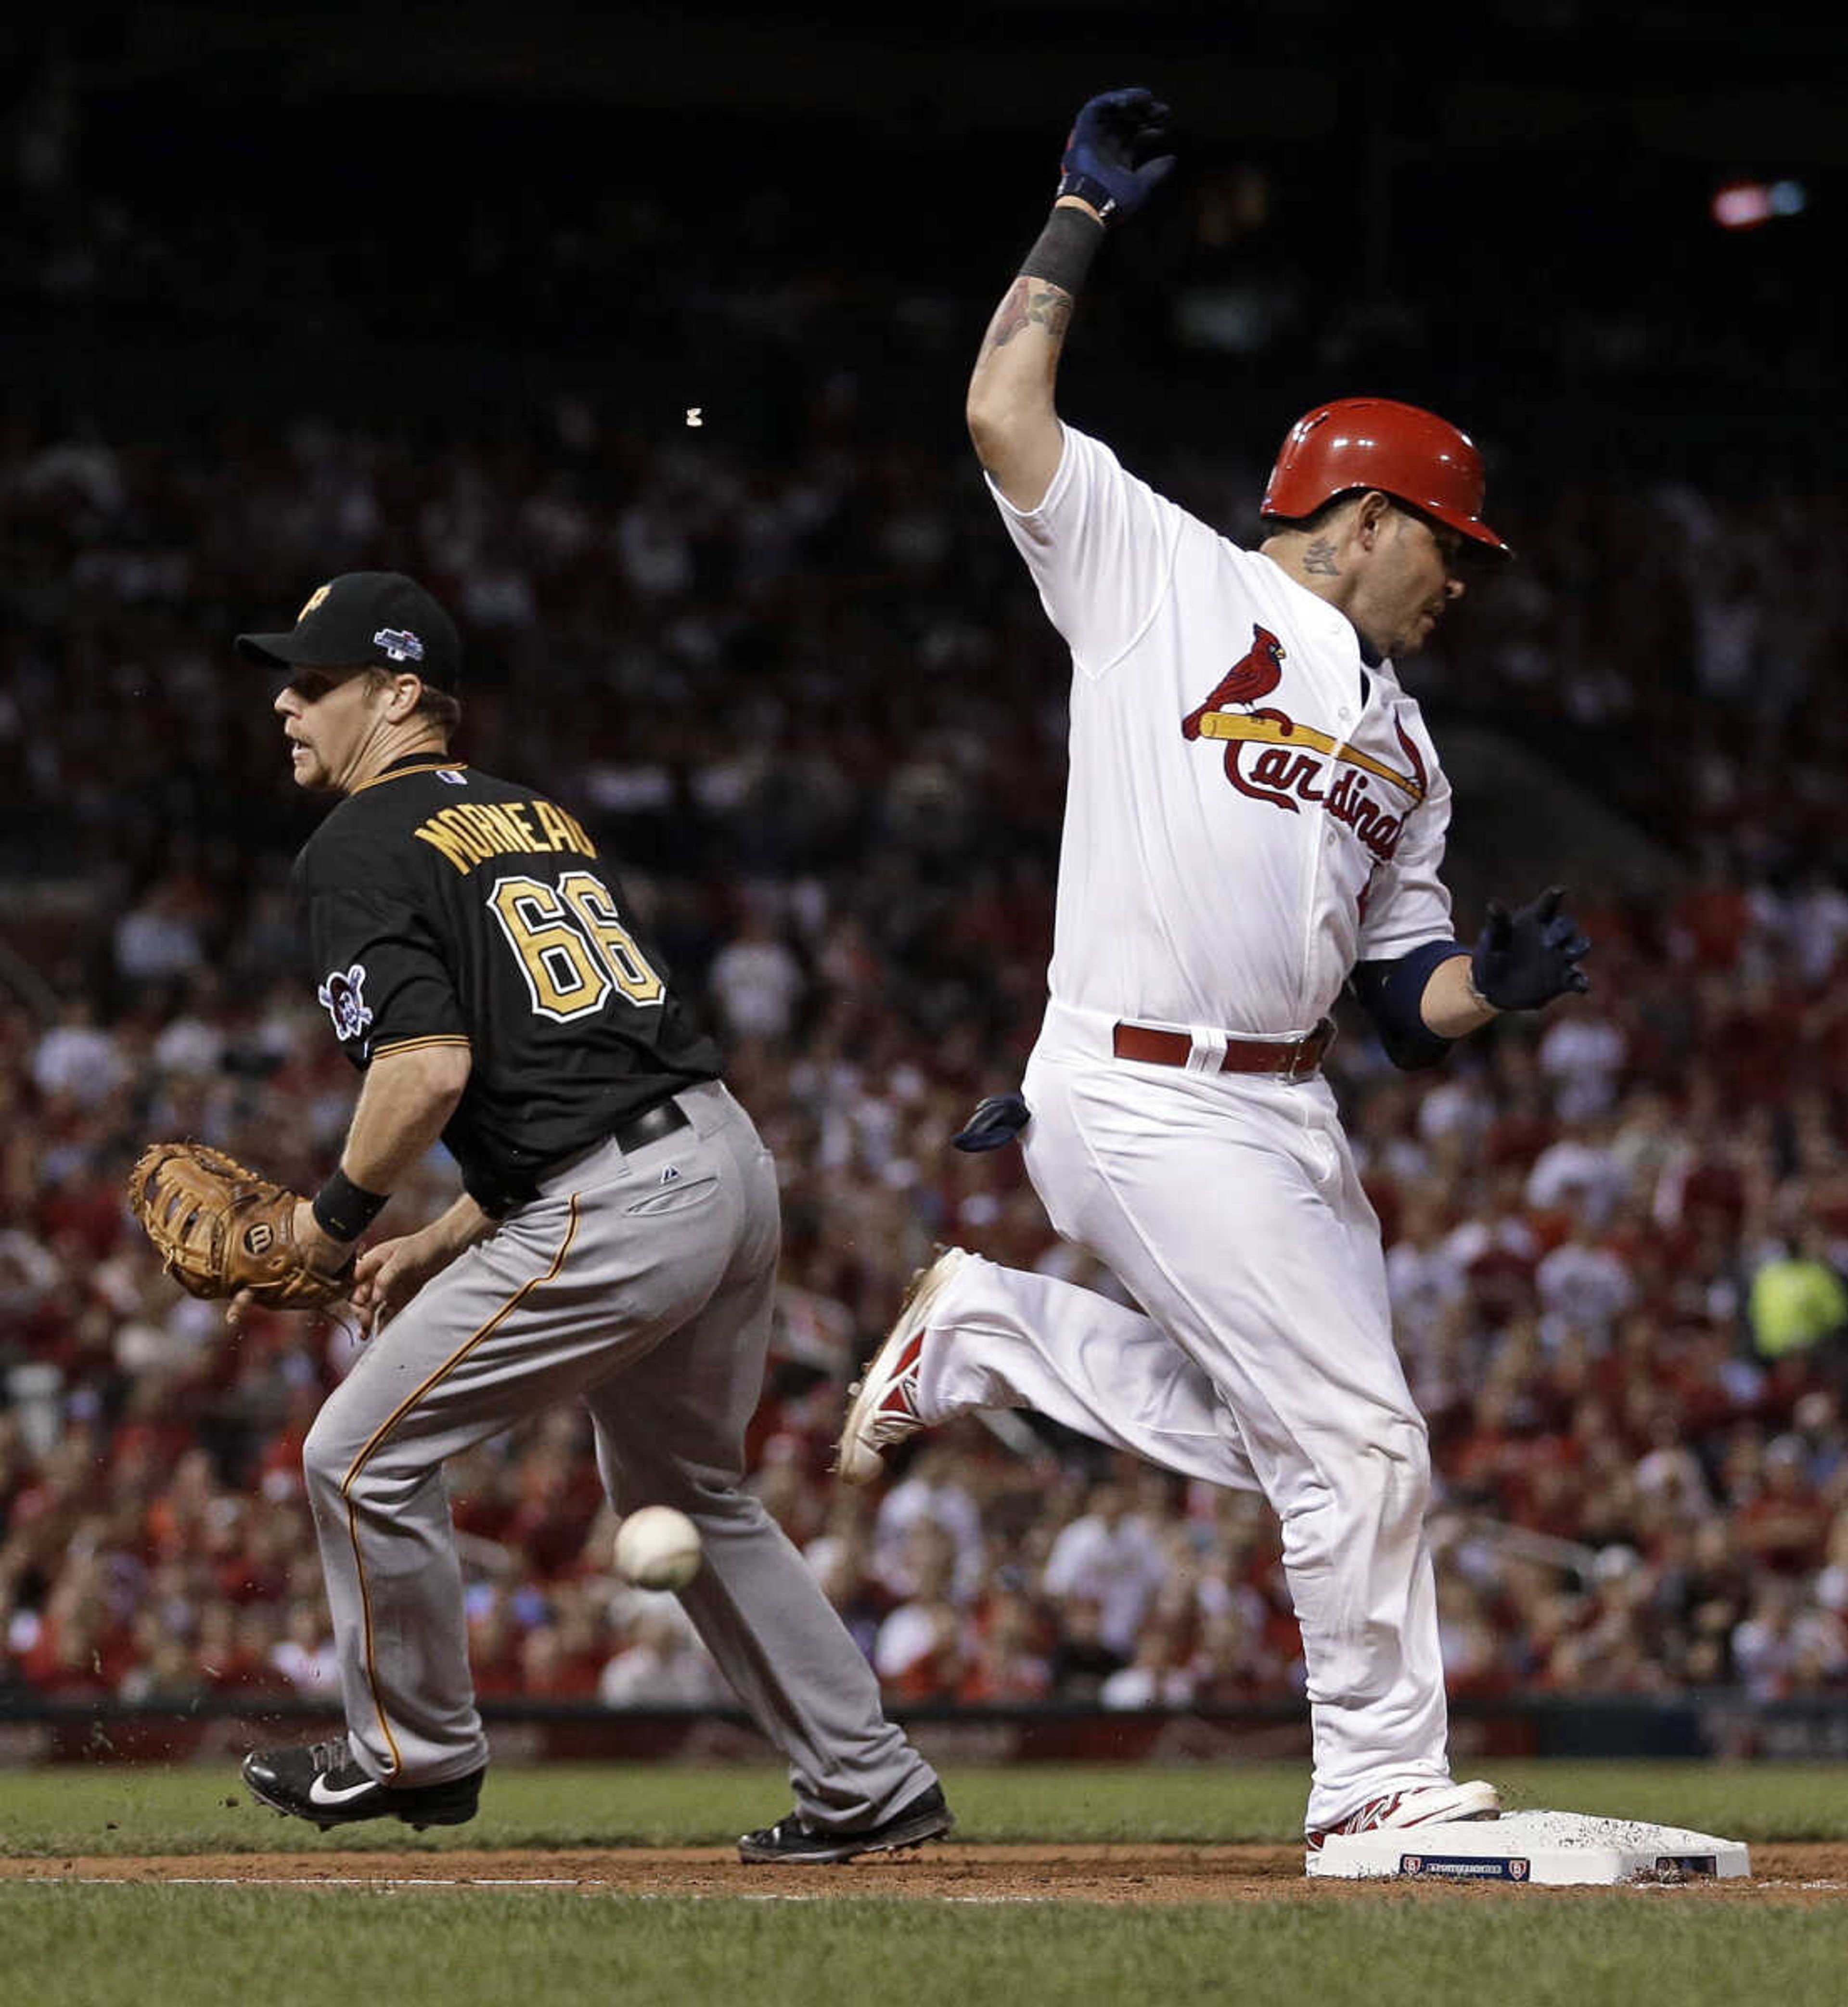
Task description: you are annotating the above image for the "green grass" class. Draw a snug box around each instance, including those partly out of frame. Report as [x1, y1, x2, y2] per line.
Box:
[2, 1762, 1845, 2007]
[3, 1888, 1848, 2007]
[0, 1758, 1841, 1855]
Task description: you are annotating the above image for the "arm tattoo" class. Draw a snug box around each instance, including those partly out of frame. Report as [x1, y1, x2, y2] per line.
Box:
[1303, 537, 1341, 577]
[985, 276, 1073, 351]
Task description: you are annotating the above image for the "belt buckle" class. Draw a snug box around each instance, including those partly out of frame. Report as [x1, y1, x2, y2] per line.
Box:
[1283, 1021, 1333, 1085]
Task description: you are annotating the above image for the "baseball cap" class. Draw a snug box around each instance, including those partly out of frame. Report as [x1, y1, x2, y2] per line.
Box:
[235, 571, 463, 689]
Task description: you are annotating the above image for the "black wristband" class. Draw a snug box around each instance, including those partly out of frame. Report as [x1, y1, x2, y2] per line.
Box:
[1019, 203, 1107, 296]
[312, 1168, 389, 1243]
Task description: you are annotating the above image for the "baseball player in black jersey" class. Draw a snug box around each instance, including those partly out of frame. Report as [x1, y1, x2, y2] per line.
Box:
[233, 571, 950, 1862]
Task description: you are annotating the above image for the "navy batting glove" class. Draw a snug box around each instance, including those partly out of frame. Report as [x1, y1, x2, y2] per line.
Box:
[952, 1092, 1031, 1153]
[1470, 886, 1592, 1012]
[1058, 88, 1176, 224]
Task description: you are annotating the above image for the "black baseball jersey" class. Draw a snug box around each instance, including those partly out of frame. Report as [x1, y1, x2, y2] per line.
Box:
[292, 752, 722, 1213]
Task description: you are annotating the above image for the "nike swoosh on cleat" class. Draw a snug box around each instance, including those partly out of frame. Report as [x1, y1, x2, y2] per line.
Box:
[308, 1773, 381, 1806]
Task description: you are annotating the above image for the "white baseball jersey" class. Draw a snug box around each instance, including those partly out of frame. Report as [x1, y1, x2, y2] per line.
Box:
[991, 425, 1455, 1033]
[901, 421, 1475, 1835]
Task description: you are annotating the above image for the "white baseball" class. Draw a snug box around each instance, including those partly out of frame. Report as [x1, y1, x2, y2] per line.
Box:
[614, 1505, 703, 1591]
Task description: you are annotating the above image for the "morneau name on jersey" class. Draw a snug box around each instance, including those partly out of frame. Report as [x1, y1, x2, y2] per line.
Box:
[413, 797, 600, 875]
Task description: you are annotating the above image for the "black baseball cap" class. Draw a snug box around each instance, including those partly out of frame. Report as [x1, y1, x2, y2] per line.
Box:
[235, 571, 462, 689]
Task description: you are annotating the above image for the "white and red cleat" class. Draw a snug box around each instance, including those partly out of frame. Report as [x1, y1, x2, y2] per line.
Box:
[1306, 1780, 1501, 1853]
[835, 1248, 971, 1485]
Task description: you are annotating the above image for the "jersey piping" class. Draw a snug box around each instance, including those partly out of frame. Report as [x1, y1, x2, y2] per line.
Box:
[338, 1193, 582, 1776]
[350, 760, 469, 794]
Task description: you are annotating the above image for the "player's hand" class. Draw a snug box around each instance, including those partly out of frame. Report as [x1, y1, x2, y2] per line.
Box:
[349, 1230, 447, 1337]
[1469, 886, 1591, 1011]
[223, 1203, 352, 1331]
[1058, 88, 1176, 224]
[292, 1197, 357, 1274]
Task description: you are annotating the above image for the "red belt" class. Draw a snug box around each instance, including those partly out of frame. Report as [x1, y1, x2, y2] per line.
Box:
[1111, 1018, 1336, 1083]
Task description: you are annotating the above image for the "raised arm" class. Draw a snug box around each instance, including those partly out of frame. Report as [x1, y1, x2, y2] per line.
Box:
[966, 89, 1175, 512]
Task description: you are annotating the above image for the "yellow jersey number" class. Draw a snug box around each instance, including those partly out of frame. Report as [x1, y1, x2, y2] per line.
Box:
[486, 870, 666, 1023]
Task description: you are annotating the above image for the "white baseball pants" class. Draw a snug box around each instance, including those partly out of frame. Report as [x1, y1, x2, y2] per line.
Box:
[915, 1003, 1454, 1830]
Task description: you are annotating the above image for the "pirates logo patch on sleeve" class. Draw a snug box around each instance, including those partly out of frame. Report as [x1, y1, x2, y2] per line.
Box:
[316, 963, 374, 1043]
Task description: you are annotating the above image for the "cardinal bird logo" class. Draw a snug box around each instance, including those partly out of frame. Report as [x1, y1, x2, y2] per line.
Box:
[1181, 624, 1287, 738]
[1180, 625, 1424, 862]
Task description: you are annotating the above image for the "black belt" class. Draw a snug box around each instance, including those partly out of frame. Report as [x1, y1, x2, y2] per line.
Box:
[503, 1096, 692, 1212]
[608, 1097, 691, 1153]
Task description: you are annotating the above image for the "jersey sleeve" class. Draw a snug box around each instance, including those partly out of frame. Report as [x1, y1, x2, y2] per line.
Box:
[305, 882, 467, 1063]
[1354, 766, 1458, 963]
[987, 424, 1185, 679]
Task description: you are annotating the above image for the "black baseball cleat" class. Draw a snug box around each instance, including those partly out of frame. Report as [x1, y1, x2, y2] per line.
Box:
[241, 1738, 484, 1831]
[737, 1782, 954, 1864]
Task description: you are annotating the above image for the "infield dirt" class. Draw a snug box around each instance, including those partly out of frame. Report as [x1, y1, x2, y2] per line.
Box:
[4, 1844, 1843, 1902]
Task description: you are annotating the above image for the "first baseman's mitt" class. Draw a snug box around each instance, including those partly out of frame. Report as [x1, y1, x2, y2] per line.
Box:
[128, 1142, 352, 1309]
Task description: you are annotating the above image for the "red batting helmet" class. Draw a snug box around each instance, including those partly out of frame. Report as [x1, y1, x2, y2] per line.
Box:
[1260, 397, 1511, 556]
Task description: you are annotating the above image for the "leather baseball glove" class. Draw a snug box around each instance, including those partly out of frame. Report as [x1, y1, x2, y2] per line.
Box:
[128, 1142, 353, 1309]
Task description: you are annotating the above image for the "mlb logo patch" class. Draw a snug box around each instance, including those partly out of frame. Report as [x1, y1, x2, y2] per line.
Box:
[373, 626, 425, 663]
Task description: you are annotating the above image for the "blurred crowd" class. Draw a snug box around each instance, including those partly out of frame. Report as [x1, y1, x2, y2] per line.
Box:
[5, 213, 1848, 1720]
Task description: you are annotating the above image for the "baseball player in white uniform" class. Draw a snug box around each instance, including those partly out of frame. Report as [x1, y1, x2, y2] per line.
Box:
[836, 90, 1591, 1854]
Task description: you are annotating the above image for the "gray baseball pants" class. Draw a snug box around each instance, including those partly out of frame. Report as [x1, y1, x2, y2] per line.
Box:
[299, 1080, 934, 1829]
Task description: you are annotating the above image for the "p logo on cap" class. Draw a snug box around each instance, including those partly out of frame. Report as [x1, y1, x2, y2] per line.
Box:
[238, 572, 461, 688]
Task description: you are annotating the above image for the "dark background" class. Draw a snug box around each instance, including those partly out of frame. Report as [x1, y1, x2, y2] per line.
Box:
[9, 3, 1845, 498]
